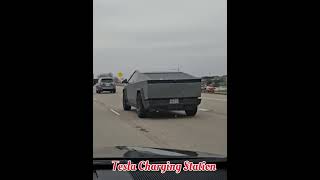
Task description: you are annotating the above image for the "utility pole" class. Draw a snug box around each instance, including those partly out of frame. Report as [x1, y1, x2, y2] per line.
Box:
[169, 65, 180, 72]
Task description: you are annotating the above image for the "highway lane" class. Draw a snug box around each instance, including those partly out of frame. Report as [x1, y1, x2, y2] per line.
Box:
[93, 100, 159, 149]
[93, 86, 227, 156]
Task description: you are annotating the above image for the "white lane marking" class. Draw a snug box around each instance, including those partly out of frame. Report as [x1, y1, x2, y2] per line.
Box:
[109, 105, 120, 109]
[201, 97, 227, 101]
[199, 108, 210, 112]
[110, 109, 120, 116]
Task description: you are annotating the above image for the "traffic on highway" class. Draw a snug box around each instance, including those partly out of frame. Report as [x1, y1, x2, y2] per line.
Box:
[93, 71, 227, 156]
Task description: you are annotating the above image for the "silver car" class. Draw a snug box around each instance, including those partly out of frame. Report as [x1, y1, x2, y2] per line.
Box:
[96, 77, 116, 94]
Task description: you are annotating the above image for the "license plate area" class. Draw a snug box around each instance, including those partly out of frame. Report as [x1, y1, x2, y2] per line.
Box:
[169, 99, 179, 104]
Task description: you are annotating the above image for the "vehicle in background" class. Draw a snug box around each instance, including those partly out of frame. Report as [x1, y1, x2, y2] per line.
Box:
[122, 71, 202, 118]
[201, 84, 206, 92]
[215, 86, 227, 91]
[96, 77, 116, 94]
[93, 78, 98, 86]
[205, 84, 215, 93]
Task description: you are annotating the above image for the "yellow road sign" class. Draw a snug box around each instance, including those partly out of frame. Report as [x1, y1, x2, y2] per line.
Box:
[117, 72, 123, 78]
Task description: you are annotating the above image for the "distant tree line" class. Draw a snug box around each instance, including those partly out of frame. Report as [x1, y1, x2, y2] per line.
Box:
[97, 73, 113, 78]
[201, 75, 227, 87]
[95, 73, 121, 83]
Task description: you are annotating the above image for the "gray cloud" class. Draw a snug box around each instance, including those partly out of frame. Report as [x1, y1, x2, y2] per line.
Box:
[94, 0, 227, 78]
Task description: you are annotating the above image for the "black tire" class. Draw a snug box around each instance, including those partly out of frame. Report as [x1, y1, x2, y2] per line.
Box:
[185, 107, 198, 116]
[123, 91, 131, 111]
[113, 89, 116, 93]
[136, 93, 146, 118]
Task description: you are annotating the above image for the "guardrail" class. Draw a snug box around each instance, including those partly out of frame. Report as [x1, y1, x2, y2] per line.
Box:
[201, 89, 227, 95]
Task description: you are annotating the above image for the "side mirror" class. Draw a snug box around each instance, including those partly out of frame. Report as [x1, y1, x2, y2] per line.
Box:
[122, 79, 128, 84]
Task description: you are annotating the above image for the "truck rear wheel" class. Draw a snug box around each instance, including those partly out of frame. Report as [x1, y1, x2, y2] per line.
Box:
[185, 107, 197, 116]
[136, 93, 146, 118]
[123, 91, 131, 111]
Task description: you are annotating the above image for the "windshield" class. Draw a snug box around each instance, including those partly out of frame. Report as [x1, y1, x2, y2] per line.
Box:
[93, 0, 227, 159]
[101, 79, 113, 83]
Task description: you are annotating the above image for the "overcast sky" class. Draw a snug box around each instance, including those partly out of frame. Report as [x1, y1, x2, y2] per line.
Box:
[93, 0, 226, 78]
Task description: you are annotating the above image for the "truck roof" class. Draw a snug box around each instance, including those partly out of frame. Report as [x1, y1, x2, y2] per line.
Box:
[132, 70, 199, 81]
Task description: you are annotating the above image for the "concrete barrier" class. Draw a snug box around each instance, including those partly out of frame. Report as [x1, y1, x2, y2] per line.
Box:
[214, 92, 227, 95]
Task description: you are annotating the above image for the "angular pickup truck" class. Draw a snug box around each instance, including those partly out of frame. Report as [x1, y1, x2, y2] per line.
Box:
[122, 71, 202, 118]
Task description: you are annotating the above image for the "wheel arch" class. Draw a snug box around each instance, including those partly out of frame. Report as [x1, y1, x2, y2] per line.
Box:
[136, 88, 146, 107]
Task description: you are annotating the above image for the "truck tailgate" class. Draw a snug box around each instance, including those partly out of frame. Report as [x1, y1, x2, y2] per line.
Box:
[146, 79, 201, 99]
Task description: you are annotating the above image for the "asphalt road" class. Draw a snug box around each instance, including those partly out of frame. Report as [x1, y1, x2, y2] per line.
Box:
[93, 86, 227, 156]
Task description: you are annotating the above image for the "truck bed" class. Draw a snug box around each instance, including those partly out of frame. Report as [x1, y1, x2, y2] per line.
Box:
[145, 79, 201, 99]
